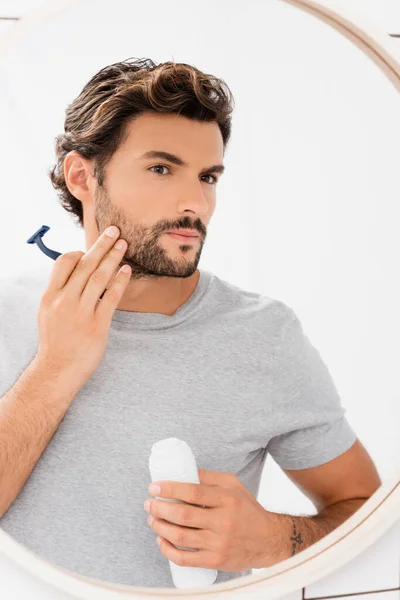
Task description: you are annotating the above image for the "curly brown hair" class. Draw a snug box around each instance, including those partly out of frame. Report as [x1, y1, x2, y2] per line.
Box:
[48, 57, 235, 228]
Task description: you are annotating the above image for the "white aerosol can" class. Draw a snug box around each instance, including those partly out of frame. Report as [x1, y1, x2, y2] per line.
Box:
[148, 437, 218, 589]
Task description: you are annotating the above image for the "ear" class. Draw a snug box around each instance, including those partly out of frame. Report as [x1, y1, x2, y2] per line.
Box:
[63, 151, 94, 203]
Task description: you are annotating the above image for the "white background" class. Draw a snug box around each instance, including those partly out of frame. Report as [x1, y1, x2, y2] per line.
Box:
[0, 0, 399, 594]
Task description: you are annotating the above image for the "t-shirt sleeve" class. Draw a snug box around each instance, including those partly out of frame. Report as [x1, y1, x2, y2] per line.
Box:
[266, 306, 357, 470]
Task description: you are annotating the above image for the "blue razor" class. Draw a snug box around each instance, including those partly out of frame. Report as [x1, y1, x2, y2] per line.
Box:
[26, 225, 61, 261]
[27, 225, 106, 299]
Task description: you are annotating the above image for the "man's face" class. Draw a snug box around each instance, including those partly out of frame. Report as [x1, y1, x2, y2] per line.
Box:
[91, 111, 225, 281]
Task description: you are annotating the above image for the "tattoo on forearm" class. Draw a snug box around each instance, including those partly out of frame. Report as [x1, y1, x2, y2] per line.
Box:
[290, 517, 304, 555]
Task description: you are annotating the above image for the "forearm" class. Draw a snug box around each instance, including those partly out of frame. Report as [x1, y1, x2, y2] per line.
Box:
[0, 356, 80, 518]
[262, 497, 369, 568]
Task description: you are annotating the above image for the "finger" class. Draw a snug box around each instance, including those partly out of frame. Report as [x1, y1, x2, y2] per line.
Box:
[95, 263, 131, 323]
[63, 226, 122, 297]
[149, 498, 211, 530]
[157, 536, 216, 569]
[151, 481, 224, 508]
[150, 517, 207, 551]
[46, 251, 85, 292]
[80, 238, 128, 309]
[198, 469, 238, 488]
[198, 470, 249, 498]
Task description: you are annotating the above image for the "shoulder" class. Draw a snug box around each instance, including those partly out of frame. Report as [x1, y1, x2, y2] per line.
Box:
[210, 272, 298, 340]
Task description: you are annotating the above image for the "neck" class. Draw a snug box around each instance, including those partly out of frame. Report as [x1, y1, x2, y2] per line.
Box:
[115, 269, 201, 316]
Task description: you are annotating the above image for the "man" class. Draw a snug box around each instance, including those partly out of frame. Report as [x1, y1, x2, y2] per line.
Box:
[0, 58, 381, 588]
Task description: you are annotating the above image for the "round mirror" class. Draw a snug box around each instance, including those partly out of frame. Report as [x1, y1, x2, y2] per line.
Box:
[0, 0, 399, 597]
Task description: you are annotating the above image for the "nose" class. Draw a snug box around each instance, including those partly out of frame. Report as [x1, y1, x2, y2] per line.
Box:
[176, 181, 211, 216]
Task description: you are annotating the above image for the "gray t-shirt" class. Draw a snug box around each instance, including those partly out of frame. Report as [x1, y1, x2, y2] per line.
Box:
[0, 266, 357, 588]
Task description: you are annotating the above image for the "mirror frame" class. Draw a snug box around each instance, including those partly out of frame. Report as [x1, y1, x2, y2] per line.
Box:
[0, 0, 399, 598]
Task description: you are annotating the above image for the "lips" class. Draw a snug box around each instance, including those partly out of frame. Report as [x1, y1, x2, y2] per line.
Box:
[167, 231, 199, 238]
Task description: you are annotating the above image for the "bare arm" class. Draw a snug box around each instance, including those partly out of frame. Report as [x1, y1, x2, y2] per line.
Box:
[0, 225, 132, 518]
[260, 440, 381, 567]
[0, 357, 81, 518]
[264, 497, 369, 566]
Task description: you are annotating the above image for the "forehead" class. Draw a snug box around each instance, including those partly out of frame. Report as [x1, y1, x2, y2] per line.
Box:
[121, 112, 224, 157]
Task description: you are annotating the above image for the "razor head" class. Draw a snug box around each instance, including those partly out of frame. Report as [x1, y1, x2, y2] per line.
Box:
[26, 225, 50, 244]
[26, 225, 61, 261]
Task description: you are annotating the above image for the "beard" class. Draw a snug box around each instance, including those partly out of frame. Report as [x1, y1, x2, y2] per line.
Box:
[93, 184, 206, 282]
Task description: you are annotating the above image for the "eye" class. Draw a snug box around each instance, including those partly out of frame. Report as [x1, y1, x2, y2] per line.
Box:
[201, 174, 218, 185]
[149, 164, 218, 185]
[149, 164, 170, 176]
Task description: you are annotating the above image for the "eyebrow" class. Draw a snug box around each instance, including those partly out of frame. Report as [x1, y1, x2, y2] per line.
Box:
[140, 150, 225, 175]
